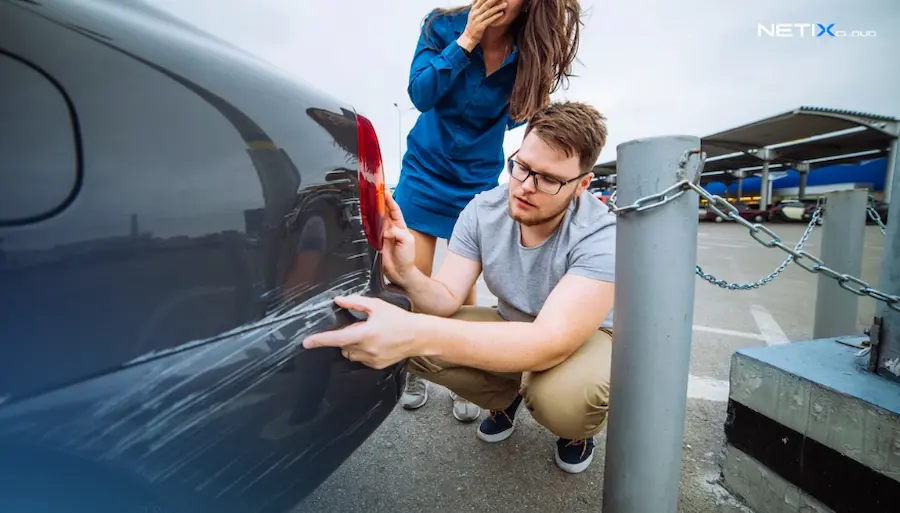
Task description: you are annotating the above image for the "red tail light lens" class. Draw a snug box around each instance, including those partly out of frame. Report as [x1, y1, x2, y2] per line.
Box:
[355, 113, 385, 252]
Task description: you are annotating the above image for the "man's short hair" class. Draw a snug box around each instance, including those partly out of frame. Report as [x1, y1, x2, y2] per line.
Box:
[524, 101, 608, 173]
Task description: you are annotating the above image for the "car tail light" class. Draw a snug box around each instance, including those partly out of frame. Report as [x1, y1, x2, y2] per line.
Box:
[355, 113, 385, 252]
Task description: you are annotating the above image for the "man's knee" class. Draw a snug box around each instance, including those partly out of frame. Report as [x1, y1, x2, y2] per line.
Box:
[522, 330, 613, 440]
[524, 374, 610, 440]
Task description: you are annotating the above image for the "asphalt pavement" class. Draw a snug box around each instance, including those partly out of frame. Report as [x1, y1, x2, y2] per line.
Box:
[296, 221, 886, 513]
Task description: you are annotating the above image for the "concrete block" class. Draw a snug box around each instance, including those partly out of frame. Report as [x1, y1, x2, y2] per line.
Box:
[721, 444, 833, 513]
[729, 338, 900, 482]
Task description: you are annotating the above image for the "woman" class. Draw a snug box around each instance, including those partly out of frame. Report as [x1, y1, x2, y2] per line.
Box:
[394, 0, 583, 419]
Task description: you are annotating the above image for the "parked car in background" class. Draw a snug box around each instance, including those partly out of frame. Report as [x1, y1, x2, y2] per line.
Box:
[0, 1, 409, 511]
[769, 195, 889, 226]
[770, 199, 820, 223]
[699, 202, 769, 223]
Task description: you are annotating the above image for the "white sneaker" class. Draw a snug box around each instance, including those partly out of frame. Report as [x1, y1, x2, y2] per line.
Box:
[449, 391, 481, 422]
[401, 373, 428, 410]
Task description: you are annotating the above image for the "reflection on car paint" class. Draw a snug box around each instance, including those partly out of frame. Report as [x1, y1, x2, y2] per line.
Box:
[1, 1, 407, 511]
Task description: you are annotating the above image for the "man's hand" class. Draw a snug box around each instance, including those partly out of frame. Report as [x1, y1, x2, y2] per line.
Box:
[381, 192, 418, 287]
[303, 295, 421, 369]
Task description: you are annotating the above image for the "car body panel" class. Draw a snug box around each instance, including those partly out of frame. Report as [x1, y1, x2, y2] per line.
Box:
[0, 1, 405, 511]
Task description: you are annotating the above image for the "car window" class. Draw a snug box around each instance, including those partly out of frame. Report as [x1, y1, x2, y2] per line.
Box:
[0, 54, 79, 224]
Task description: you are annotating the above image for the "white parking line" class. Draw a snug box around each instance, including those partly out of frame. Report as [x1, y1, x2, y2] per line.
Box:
[692, 325, 766, 341]
[749, 304, 790, 345]
[687, 375, 730, 402]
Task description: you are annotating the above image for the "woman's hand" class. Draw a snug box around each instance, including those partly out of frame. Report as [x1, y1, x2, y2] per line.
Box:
[381, 192, 418, 287]
[458, 0, 507, 51]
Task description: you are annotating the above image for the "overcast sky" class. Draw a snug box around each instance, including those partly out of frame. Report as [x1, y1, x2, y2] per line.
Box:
[151, 0, 899, 185]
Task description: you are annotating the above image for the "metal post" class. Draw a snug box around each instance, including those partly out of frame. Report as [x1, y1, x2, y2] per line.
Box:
[760, 161, 770, 210]
[813, 189, 868, 339]
[883, 136, 898, 204]
[603, 135, 701, 513]
[737, 176, 743, 201]
[797, 162, 809, 200]
[873, 142, 900, 381]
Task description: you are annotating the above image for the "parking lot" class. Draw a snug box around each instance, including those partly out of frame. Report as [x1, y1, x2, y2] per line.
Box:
[297, 221, 886, 513]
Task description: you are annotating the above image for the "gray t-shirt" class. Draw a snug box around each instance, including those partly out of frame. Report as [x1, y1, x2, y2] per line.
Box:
[448, 183, 616, 328]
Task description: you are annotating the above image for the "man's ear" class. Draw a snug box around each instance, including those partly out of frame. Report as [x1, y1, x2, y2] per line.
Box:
[577, 173, 593, 195]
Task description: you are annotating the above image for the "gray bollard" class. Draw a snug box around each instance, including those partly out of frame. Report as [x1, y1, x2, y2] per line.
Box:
[872, 137, 900, 380]
[603, 136, 701, 513]
[812, 189, 868, 339]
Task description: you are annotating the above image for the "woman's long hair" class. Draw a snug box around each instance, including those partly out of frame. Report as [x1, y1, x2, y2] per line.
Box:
[424, 0, 582, 123]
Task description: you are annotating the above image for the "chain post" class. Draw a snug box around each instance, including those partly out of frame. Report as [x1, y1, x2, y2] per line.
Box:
[813, 190, 868, 338]
[603, 136, 702, 513]
[871, 138, 900, 380]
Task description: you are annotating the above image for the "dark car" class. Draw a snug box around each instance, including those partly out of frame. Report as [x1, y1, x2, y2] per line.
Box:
[769, 199, 819, 223]
[0, 1, 410, 511]
[699, 202, 769, 223]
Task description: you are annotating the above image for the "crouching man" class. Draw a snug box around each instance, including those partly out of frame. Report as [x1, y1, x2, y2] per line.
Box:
[303, 101, 616, 474]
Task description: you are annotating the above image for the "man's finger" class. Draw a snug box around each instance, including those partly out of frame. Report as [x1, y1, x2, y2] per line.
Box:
[303, 324, 363, 349]
[333, 294, 380, 313]
[384, 193, 408, 229]
[388, 226, 413, 245]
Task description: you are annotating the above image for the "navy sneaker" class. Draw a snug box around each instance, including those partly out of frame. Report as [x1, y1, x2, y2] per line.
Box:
[476, 394, 524, 442]
[555, 437, 595, 473]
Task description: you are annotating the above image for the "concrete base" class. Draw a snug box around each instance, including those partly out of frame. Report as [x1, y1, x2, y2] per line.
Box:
[722, 444, 833, 513]
[722, 337, 900, 513]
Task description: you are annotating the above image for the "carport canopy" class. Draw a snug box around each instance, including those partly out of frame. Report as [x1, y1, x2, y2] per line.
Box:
[594, 106, 899, 198]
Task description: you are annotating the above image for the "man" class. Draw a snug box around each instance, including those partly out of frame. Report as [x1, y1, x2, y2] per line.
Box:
[303, 101, 616, 474]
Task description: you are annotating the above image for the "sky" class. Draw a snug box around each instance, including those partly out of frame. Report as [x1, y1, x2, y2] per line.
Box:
[149, 0, 900, 186]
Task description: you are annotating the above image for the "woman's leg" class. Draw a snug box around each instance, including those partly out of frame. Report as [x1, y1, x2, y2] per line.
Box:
[409, 227, 437, 279]
[400, 227, 437, 410]
[400, 228, 481, 421]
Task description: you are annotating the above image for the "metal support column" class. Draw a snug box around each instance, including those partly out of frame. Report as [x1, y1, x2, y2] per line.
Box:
[797, 162, 810, 199]
[813, 189, 868, 339]
[603, 135, 701, 513]
[760, 161, 770, 210]
[755, 148, 777, 210]
[883, 136, 898, 204]
[873, 141, 900, 381]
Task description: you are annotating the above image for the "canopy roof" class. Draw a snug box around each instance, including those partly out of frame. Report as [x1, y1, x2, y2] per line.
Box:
[593, 106, 899, 180]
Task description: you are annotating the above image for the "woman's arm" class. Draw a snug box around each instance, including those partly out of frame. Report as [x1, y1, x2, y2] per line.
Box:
[407, 15, 475, 112]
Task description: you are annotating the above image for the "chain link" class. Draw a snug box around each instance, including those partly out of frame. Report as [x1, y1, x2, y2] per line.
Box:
[695, 205, 822, 290]
[610, 150, 900, 312]
[866, 195, 887, 235]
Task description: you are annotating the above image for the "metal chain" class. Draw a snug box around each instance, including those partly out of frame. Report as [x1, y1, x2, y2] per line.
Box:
[689, 184, 900, 311]
[866, 195, 887, 235]
[695, 204, 822, 290]
[609, 150, 900, 312]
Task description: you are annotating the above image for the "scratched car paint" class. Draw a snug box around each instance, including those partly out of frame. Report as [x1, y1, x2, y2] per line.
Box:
[0, 1, 409, 512]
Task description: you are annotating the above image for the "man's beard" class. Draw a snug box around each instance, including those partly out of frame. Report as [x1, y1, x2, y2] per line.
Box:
[509, 191, 576, 226]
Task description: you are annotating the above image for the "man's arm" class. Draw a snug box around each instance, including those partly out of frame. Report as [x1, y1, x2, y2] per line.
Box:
[403, 252, 481, 317]
[412, 218, 617, 373]
[388, 195, 483, 317]
[412, 274, 614, 373]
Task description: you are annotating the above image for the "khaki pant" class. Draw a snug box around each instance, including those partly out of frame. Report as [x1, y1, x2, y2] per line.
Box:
[407, 306, 613, 440]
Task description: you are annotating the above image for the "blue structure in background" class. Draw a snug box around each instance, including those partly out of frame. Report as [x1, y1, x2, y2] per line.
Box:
[704, 157, 887, 196]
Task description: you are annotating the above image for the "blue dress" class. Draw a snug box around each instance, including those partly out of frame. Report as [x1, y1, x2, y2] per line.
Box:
[393, 9, 525, 240]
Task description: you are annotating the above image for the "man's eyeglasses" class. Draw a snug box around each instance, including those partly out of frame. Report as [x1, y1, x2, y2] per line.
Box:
[506, 152, 592, 195]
